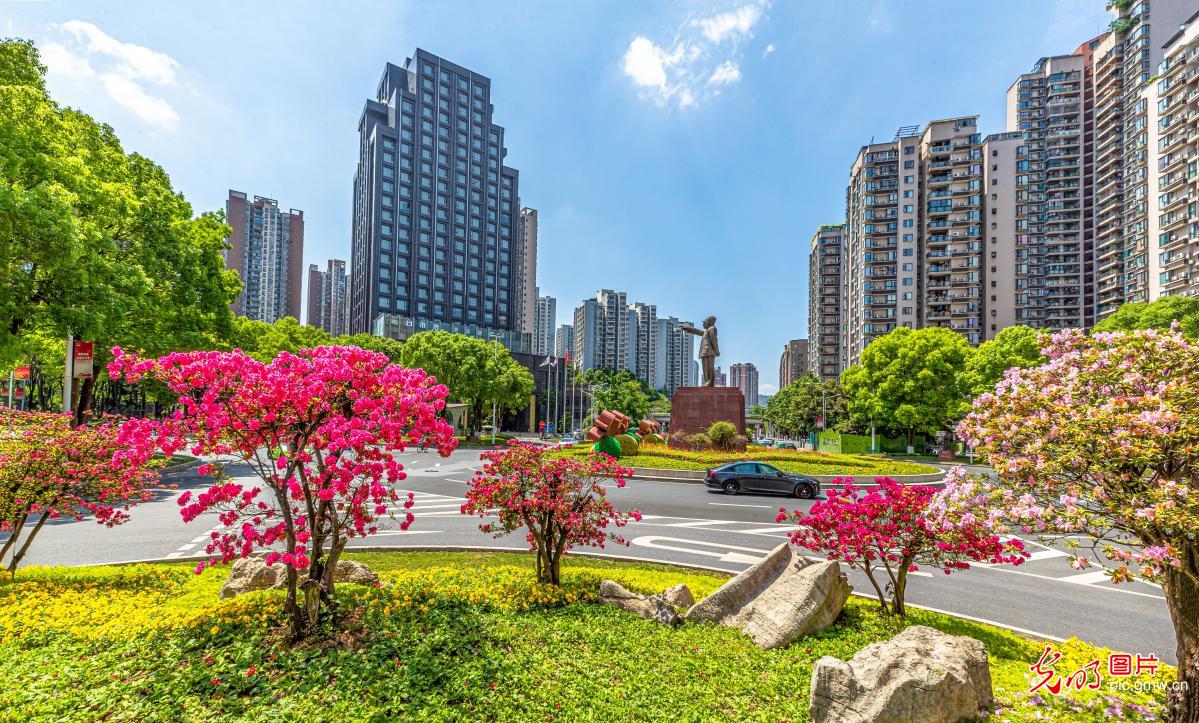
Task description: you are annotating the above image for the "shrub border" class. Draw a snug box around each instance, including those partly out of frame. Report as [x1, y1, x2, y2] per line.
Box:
[628, 466, 947, 485]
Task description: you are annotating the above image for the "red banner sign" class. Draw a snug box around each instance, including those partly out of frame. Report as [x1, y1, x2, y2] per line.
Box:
[73, 341, 94, 380]
[14, 365, 29, 380]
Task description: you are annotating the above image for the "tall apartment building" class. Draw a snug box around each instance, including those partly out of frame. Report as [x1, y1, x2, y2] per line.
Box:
[1146, 11, 1199, 300]
[654, 316, 695, 393]
[572, 289, 628, 371]
[841, 118, 985, 367]
[714, 366, 727, 387]
[778, 339, 808, 388]
[555, 324, 573, 358]
[630, 303, 658, 387]
[982, 132, 1023, 335]
[919, 118, 986, 344]
[349, 50, 525, 350]
[224, 190, 304, 323]
[728, 362, 759, 410]
[1001, 52, 1096, 332]
[807, 224, 843, 379]
[532, 291, 555, 356]
[1092, 1, 1195, 317]
[516, 207, 538, 338]
[306, 259, 350, 336]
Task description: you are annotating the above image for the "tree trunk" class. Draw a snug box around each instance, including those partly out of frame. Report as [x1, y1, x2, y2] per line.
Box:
[1165, 547, 1199, 722]
[6, 510, 50, 576]
[73, 376, 95, 427]
[892, 565, 909, 618]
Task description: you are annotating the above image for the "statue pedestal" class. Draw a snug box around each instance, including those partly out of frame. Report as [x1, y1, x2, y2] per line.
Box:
[669, 387, 745, 444]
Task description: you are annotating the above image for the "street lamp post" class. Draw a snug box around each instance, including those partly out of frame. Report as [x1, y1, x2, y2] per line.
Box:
[489, 331, 501, 446]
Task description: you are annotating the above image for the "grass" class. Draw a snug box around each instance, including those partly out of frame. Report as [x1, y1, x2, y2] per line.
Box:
[454, 433, 517, 446]
[549, 443, 939, 477]
[0, 551, 1169, 721]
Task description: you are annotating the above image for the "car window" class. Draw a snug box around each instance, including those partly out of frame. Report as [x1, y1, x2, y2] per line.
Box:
[732, 463, 757, 474]
[757, 464, 780, 475]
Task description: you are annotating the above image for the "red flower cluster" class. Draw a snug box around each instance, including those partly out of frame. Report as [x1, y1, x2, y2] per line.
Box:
[462, 440, 640, 585]
[109, 344, 457, 636]
[0, 408, 172, 572]
[778, 477, 1027, 616]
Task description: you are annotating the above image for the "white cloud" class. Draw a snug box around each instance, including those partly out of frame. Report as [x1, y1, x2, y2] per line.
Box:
[762, 43, 775, 58]
[43, 21, 181, 127]
[621, 1, 771, 109]
[708, 61, 741, 86]
[693, 4, 765, 44]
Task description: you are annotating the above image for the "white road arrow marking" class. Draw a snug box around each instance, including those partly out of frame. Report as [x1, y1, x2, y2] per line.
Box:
[630, 536, 771, 564]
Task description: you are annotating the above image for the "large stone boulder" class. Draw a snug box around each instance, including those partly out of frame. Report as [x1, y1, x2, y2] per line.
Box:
[662, 583, 695, 609]
[809, 625, 993, 723]
[599, 580, 682, 626]
[219, 557, 380, 599]
[684, 543, 850, 649]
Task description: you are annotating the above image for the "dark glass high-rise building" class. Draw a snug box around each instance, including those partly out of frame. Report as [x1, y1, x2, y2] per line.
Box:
[350, 50, 525, 350]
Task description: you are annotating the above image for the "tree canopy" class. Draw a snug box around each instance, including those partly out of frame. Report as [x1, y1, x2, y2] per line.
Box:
[0, 38, 239, 417]
[576, 368, 661, 423]
[397, 330, 533, 433]
[960, 326, 1045, 398]
[841, 327, 974, 446]
[1093, 296, 1199, 339]
[764, 375, 849, 437]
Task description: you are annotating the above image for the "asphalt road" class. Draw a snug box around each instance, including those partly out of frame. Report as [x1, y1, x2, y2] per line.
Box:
[6, 447, 1179, 664]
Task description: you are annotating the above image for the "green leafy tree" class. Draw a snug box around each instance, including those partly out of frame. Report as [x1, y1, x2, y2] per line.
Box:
[960, 326, 1046, 398]
[0, 39, 239, 421]
[842, 327, 974, 450]
[765, 375, 849, 437]
[578, 368, 654, 423]
[224, 316, 332, 362]
[334, 333, 404, 362]
[398, 330, 533, 434]
[1094, 296, 1199, 339]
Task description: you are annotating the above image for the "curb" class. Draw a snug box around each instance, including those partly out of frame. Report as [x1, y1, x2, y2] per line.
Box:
[159, 458, 202, 478]
[101, 544, 1063, 643]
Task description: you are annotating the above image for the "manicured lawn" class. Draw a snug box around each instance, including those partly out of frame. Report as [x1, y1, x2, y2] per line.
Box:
[550, 443, 939, 477]
[0, 551, 1167, 721]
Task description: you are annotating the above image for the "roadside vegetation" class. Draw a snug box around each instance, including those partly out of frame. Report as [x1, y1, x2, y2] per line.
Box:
[0, 552, 1168, 722]
[549, 443, 937, 477]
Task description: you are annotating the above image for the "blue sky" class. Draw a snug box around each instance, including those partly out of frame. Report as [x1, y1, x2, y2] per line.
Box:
[4, 0, 1114, 393]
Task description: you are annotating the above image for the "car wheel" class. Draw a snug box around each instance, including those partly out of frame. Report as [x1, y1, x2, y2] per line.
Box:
[722, 480, 740, 496]
[795, 484, 816, 499]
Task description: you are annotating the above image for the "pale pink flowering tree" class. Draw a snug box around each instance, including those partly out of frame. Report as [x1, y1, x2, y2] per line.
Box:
[110, 345, 457, 639]
[0, 408, 172, 576]
[777, 476, 1027, 616]
[957, 327, 1199, 720]
[461, 440, 640, 585]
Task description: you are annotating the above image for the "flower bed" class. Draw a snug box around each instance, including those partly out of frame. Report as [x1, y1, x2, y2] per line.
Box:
[0, 551, 1167, 721]
[549, 443, 938, 477]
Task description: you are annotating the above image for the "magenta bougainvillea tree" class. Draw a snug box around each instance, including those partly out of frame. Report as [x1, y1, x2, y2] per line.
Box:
[0, 408, 170, 576]
[110, 345, 457, 638]
[778, 476, 1027, 616]
[957, 327, 1199, 720]
[461, 441, 640, 585]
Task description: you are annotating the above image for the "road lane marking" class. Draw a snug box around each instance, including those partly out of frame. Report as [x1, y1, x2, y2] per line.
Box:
[708, 503, 772, 509]
[631, 536, 771, 564]
[1061, 570, 1113, 585]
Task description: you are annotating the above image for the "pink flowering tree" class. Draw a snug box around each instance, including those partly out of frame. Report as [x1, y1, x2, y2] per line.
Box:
[109, 345, 457, 640]
[777, 477, 1027, 616]
[461, 441, 641, 585]
[958, 327, 1199, 720]
[0, 408, 170, 576]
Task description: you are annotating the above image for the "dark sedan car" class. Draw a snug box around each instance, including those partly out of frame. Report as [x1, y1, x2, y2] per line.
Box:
[704, 462, 820, 499]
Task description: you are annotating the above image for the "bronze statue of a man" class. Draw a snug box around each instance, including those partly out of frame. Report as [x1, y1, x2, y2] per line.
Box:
[682, 316, 719, 387]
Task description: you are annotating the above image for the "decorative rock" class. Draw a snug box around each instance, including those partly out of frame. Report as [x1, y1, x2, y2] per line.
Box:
[219, 557, 380, 599]
[599, 580, 681, 626]
[809, 625, 993, 723]
[684, 543, 850, 649]
[662, 583, 695, 609]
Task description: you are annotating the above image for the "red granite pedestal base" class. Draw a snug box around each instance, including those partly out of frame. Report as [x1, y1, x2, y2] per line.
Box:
[668, 387, 745, 446]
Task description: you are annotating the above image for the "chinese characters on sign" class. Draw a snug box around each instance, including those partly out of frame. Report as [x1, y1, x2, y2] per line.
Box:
[72, 341, 94, 380]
